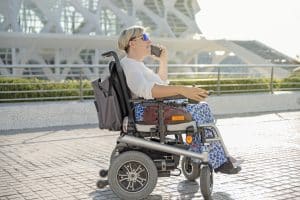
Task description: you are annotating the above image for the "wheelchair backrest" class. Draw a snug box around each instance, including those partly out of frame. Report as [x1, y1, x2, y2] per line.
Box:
[108, 58, 133, 120]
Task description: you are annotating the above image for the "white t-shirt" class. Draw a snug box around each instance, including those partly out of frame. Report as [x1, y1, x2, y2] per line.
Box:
[120, 56, 168, 99]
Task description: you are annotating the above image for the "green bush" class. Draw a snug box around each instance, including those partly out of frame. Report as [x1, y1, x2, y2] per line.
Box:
[0, 77, 93, 101]
[170, 78, 271, 92]
[0, 75, 299, 102]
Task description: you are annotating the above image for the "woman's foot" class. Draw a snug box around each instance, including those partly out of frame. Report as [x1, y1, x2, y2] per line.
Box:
[215, 159, 242, 174]
[228, 156, 244, 168]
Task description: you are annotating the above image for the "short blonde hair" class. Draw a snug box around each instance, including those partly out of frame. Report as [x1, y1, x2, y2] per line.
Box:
[118, 26, 144, 53]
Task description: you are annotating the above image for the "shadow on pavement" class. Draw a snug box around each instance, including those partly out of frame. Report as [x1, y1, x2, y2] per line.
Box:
[212, 192, 236, 200]
[89, 179, 235, 200]
[177, 180, 199, 199]
[90, 188, 164, 200]
[0, 124, 99, 135]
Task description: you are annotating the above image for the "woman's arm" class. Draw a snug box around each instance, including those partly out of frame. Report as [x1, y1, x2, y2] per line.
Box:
[150, 45, 207, 101]
[154, 46, 168, 81]
[151, 84, 208, 102]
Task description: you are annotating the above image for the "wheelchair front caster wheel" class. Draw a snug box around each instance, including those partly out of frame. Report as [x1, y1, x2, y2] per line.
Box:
[96, 180, 108, 189]
[181, 156, 200, 181]
[99, 169, 108, 177]
[200, 165, 213, 200]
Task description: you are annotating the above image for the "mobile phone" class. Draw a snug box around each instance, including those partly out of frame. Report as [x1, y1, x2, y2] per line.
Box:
[150, 45, 162, 57]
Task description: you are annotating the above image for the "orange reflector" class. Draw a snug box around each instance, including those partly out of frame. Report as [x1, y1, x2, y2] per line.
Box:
[171, 115, 185, 121]
[186, 135, 193, 144]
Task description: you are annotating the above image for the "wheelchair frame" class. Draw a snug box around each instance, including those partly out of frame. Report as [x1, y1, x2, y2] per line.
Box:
[96, 51, 228, 200]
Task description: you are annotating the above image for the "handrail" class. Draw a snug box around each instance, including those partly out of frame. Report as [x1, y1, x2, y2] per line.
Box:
[0, 64, 299, 102]
[0, 64, 299, 68]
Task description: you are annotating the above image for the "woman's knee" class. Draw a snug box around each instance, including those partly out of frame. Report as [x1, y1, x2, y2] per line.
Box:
[198, 101, 209, 108]
[195, 102, 212, 113]
[194, 102, 214, 122]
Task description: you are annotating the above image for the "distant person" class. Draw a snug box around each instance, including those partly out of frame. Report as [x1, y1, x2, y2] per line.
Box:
[117, 25, 241, 174]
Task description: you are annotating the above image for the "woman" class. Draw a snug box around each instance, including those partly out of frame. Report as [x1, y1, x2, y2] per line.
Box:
[117, 26, 241, 174]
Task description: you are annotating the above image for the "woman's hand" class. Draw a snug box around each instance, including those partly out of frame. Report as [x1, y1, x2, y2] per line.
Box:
[158, 45, 168, 63]
[180, 86, 208, 102]
[151, 45, 168, 63]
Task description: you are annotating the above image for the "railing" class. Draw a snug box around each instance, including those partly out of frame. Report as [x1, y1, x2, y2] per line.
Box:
[0, 64, 299, 102]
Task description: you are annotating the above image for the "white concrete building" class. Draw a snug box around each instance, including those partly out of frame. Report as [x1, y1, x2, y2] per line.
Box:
[0, 0, 297, 80]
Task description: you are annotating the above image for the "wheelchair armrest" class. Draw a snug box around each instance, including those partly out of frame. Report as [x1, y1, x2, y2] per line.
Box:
[129, 95, 186, 102]
[129, 95, 187, 103]
[155, 96, 199, 105]
[129, 95, 190, 107]
[129, 98, 157, 103]
[129, 98, 160, 106]
[155, 95, 186, 101]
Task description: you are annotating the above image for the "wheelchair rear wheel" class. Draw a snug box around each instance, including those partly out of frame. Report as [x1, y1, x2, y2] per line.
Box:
[200, 165, 213, 200]
[181, 156, 200, 181]
[110, 147, 119, 164]
[108, 151, 158, 200]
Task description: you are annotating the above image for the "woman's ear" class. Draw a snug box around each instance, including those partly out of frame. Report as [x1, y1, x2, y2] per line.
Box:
[128, 41, 133, 49]
[129, 41, 137, 49]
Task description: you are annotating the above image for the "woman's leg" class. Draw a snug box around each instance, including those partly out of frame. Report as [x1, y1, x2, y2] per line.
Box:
[134, 103, 145, 122]
[189, 132, 228, 169]
[135, 102, 227, 168]
[135, 102, 240, 173]
[184, 102, 240, 173]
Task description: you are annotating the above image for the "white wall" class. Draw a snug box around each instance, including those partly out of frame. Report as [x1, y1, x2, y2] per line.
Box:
[207, 91, 300, 115]
[0, 91, 299, 131]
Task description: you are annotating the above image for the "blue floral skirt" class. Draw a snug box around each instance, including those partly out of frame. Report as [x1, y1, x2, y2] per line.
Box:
[134, 101, 228, 169]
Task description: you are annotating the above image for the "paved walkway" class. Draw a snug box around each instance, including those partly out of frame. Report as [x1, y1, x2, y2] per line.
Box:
[0, 111, 299, 200]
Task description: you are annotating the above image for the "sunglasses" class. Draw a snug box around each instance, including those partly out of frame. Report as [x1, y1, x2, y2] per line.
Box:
[130, 33, 150, 41]
[125, 33, 150, 52]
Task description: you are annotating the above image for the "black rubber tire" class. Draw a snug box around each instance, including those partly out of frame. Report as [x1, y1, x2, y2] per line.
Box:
[96, 180, 108, 189]
[181, 156, 201, 181]
[108, 151, 158, 200]
[99, 169, 108, 177]
[200, 165, 213, 200]
[110, 147, 119, 165]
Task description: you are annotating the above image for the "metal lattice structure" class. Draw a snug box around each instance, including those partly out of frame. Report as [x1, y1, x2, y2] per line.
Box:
[0, 0, 201, 37]
[0, 0, 296, 80]
[0, 0, 212, 80]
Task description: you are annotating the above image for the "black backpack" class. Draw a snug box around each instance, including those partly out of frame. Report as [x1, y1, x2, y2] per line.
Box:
[92, 73, 122, 130]
[92, 52, 133, 131]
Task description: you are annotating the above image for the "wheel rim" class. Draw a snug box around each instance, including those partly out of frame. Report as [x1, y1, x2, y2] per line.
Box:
[183, 158, 193, 175]
[116, 161, 148, 192]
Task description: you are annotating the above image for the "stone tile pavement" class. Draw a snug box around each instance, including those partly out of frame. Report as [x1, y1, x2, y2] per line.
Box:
[0, 110, 299, 200]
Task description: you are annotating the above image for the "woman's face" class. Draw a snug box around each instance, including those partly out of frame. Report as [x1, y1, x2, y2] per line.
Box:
[130, 33, 152, 56]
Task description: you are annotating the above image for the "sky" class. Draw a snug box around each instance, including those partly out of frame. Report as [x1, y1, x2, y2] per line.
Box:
[196, 0, 300, 60]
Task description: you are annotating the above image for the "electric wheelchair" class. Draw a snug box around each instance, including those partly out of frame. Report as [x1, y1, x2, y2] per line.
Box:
[93, 51, 229, 200]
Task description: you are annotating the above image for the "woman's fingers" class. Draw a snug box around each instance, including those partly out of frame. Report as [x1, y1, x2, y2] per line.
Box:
[200, 92, 208, 98]
[180, 86, 209, 101]
[194, 88, 208, 98]
[150, 44, 167, 62]
[186, 87, 208, 101]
